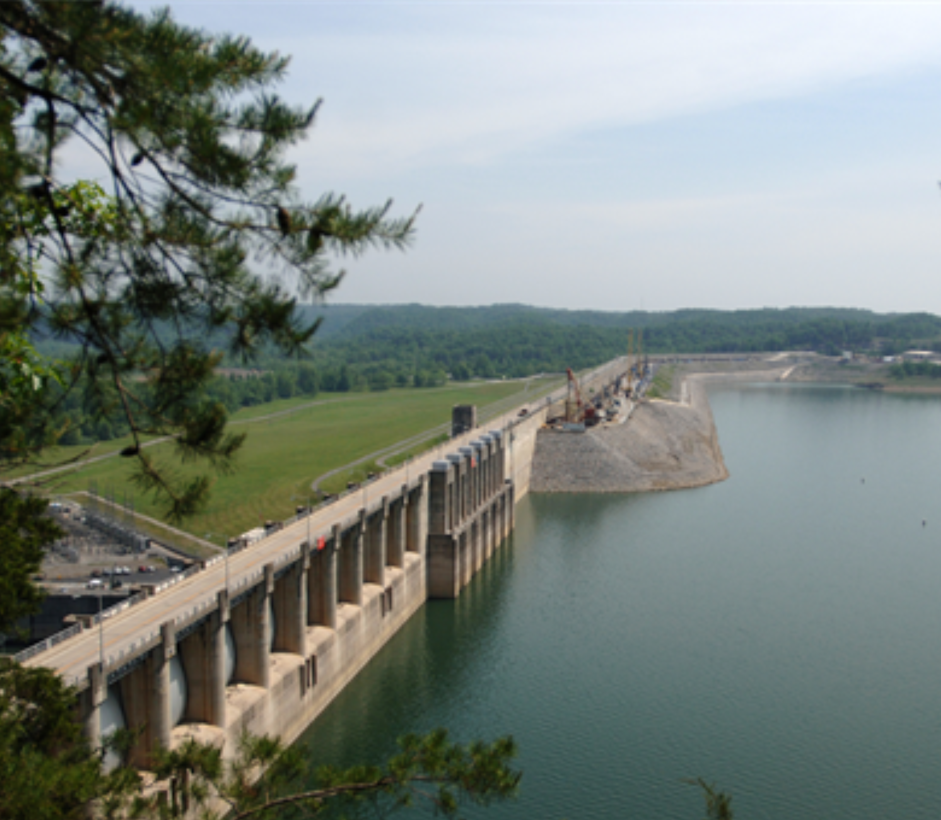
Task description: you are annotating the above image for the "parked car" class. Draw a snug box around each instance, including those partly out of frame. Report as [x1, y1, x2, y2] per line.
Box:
[86, 578, 103, 589]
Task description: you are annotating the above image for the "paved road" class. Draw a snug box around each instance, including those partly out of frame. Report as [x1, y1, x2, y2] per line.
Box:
[22, 400, 541, 687]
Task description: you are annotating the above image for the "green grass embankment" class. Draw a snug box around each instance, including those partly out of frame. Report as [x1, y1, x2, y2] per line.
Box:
[31, 379, 559, 542]
[646, 366, 675, 400]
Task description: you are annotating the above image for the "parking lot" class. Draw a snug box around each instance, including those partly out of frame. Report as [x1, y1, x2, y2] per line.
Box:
[40, 501, 186, 594]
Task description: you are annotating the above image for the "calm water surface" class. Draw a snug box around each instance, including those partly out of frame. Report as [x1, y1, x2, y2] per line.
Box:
[295, 384, 941, 819]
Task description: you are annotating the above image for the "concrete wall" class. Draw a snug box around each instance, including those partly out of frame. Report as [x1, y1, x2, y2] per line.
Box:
[506, 408, 548, 500]
[170, 428, 514, 764]
[202, 551, 427, 755]
[76, 361, 630, 782]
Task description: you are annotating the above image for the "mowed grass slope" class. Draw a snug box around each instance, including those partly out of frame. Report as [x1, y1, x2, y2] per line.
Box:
[41, 381, 552, 541]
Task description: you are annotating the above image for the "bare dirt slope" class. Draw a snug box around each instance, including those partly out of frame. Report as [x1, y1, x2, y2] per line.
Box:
[530, 368, 785, 493]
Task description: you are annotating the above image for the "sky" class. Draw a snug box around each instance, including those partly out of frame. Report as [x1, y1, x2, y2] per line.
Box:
[130, 1, 941, 315]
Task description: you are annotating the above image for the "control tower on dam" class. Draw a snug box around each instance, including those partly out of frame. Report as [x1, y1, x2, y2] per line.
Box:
[20, 357, 627, 785]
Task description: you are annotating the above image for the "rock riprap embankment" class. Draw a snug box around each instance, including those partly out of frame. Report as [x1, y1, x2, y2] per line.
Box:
[529, 378, 729, 493]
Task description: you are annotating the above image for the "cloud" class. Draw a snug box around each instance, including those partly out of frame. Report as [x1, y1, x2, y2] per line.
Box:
[271, 4, 941, 179]
[120, 2, 941, 315]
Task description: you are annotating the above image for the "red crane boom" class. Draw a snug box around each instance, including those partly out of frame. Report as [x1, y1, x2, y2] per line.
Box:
[566, 368, 584, 422]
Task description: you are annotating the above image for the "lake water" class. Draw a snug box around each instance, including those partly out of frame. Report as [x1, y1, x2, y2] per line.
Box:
[294, 383, 941, 819]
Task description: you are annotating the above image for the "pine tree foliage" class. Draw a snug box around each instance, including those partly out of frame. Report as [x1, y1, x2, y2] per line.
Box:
[0, 661, 139, 820]
[685, 778, 734, 820]
[0, 666, 521, 820]
[145, 728, 520, 820]
[0, 487, 62, 632]
[0, 1, 418, 519]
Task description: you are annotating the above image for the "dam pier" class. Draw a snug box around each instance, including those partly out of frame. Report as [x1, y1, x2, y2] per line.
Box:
[64, 427, 516, 771]
[20, 354, 731, 786]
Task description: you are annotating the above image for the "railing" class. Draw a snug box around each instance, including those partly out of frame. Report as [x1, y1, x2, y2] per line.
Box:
[62, 672, 84, 689]
[229, 565, 266, 599]
[91, 590, 147, 626]
[173, 596, 216, 631]
[148, 563, 201, 595]
[17, 363, 621, 668]
[13, 622, 83, 663]
[17, 568, 200, 665]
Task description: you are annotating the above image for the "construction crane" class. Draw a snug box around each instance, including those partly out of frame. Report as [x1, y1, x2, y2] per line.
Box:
[626, 330, 634, 397]
[565, 368, 584, 422]
[564, 368, 602, 426]
[638, 328, 644, 373]
[634, 328, 643, 383]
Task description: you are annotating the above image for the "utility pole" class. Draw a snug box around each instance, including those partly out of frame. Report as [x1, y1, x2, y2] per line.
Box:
[98, 587, 104, 670]
[205, 532, 230, 592]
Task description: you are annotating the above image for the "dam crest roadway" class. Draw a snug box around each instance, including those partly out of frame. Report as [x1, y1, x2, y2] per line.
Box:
[23, 360, 626, 777]
[22, 353, 797, 786]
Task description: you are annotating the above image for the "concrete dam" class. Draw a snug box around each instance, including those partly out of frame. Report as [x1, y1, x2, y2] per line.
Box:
[21, 356, 725, 784]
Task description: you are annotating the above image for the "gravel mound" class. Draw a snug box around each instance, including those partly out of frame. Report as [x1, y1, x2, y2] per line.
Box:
[530, 379, 728, 493]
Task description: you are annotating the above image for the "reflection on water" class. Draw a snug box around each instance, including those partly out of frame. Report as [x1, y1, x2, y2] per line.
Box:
[294, 384, 941, 820]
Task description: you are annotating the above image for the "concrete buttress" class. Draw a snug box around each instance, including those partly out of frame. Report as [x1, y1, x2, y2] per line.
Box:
[339, 515, 364, 606]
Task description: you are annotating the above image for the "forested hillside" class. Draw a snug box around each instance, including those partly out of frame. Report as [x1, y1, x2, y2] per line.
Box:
[299, 303, 941, 383]
[32, 304, 941, 446]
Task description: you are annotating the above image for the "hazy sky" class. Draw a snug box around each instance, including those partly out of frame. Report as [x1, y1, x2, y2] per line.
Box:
[131, 1, 941, 314]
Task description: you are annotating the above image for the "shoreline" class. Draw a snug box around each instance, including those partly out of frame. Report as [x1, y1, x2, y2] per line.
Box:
[878, 384, 941, 394]
[530, 363, 814, 495]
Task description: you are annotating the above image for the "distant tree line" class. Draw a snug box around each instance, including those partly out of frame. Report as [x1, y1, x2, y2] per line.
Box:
[294, 305, 941, 382]
[47, 362, 448, 446]
[889, 360, 941, 380]
[33, 304, 941, 446]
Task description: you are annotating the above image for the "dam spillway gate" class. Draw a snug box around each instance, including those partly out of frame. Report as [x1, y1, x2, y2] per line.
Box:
[62, 430, 515, 772]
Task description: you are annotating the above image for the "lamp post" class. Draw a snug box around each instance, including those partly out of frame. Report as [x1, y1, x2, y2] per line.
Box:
[304, 497, 311, 548]
[204, 532, 230, 592]
[98, 585, 104, 669]
[291, 491, 313, 548]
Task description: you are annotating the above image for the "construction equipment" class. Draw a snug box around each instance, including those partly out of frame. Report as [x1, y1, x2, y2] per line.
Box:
[626, 328, 650, 384]
[626, 330, 634, 397]
[565, 368, 603, 426]
[565, 368, 584, 423]
[635, 328, 643, 382]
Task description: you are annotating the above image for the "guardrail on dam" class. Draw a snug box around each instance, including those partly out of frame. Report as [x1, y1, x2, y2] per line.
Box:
[23, 359, 626, 775]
